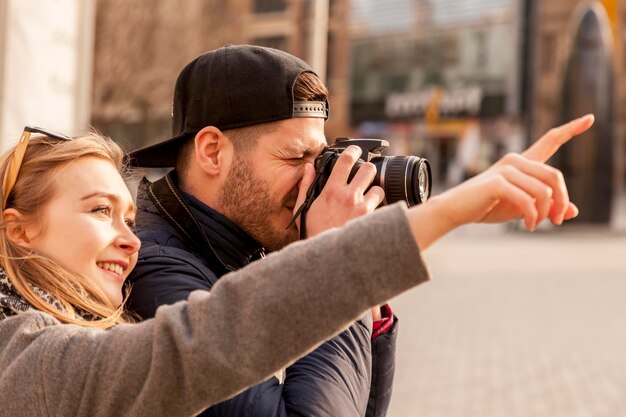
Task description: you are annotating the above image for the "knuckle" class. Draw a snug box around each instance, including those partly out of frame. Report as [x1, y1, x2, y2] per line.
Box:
[550, 167, 564, 183]
[502, 152, 518, 163]
[499, 165, 515, 176]
[336, 154, 353, 168]
[355, 204, 370, 216]
[362, 162, 377, 174]
[340, 146, 360, 163]
[340, 190, 357, 206]
[492, 175, 508, 191]
[323, 183, 339, 199]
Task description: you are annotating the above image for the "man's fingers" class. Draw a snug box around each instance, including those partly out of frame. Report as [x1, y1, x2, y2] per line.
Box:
[347, 162, 377, 196]
[363, 186, 385, 212]
[522, 114, 594, 163]
[326, 145, 361, 186]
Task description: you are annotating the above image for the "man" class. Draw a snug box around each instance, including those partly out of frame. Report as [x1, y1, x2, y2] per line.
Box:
[127, 45, 395, 417]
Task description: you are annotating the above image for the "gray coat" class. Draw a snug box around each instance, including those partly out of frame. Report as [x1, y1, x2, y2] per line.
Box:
[0, 204, 429, 417]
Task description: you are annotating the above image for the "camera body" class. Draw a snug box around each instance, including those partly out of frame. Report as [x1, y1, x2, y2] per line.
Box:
[313, 138, 432, 207]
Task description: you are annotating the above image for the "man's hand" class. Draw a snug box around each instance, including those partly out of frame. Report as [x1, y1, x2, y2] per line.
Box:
[408, 114, 594, 250]
[294, 146, 385, 237]
[371, 305, 382, 321]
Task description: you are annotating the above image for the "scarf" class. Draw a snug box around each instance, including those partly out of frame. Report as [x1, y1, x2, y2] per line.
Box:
[0, 268, 91, 322]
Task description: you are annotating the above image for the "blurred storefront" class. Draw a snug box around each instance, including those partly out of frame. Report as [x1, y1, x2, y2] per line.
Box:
[349, 0, 524, 190]
[529, 0, 626, 226]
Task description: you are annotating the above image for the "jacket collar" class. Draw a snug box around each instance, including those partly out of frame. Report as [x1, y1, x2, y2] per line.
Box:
[181, 191, 267, 269]
[140, 171, 266, 274]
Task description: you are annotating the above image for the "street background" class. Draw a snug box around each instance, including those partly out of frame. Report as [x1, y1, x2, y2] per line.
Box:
[2, 0, 626, 415]
[390, 224, 626, 416]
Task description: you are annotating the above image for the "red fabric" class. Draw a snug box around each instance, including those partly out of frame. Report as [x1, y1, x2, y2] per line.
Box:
[371, 304, 394, 339]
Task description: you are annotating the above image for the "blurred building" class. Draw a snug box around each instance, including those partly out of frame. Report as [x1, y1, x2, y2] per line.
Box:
[3, 0, 621, 225]
[529, 0, 625, 225]
[348, 0, 524, 189]
[92, 0, 350, 150]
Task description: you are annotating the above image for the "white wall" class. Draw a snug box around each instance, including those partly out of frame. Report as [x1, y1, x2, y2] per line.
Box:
[0, 0, 95, 150]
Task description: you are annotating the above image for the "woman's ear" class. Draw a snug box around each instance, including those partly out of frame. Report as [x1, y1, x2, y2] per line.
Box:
[2, 208, 36, 248]
[194, 126, 233, 177]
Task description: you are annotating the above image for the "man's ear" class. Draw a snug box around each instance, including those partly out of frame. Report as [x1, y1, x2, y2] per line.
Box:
[194, 126, 233, 176]
[2, 208, 36, 248]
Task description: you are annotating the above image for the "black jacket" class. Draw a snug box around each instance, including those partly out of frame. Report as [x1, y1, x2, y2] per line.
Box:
[126, 172, 398, 417]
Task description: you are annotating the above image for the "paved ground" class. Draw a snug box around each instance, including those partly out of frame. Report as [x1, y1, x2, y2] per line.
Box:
[387, 224, 626, 417]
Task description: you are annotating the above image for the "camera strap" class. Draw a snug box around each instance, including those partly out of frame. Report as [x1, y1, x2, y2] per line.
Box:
[286, 152, 336, 239]
[285, 174, 320, 240]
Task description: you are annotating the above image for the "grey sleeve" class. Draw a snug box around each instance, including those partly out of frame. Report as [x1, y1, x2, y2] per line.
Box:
[0, 203, 430, 417]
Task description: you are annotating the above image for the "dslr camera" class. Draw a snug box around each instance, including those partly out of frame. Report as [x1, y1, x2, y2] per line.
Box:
[313, 138, 432, 206]
[290, 138, 432, 238]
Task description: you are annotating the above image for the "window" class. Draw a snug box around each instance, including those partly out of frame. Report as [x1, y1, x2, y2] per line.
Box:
[474, 31, 487, 68]
[326, 32, 334, 82]
[253, 0, 287, 14]
[251, 36, 288, 51]
[541, 33, 556, 74]
[381, 73, 408, 93]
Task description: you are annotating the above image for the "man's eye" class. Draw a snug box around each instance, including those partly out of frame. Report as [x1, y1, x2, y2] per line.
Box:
[92, 206, 111, 216]
[125, 218, 136, 232]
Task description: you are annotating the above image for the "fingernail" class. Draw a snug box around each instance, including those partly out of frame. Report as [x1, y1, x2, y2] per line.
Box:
[348, 145, 361, 158]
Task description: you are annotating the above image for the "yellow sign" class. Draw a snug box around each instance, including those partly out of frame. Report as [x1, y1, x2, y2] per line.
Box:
[425, 88, 443, 124]
[601, 0, 618, 33]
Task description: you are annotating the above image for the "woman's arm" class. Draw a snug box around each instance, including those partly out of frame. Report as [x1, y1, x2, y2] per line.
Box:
[0, 203, 427, 417]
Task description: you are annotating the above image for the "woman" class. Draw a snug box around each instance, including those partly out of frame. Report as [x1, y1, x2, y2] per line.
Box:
[0, 116, 591, 416]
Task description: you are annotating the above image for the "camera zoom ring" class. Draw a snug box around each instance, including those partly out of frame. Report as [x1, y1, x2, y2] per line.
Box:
[384, 158, 410, 205]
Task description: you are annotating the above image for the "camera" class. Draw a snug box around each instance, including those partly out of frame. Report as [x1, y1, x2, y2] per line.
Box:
[313, 138, 432, 207]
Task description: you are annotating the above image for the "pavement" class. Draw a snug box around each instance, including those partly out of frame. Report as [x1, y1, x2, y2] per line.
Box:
[386, 224, 626, 417]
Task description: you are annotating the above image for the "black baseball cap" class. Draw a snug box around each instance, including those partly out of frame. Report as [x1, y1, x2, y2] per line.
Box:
[129, 44, 329, 167]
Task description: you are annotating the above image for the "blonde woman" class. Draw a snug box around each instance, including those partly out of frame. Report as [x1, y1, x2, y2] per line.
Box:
[0, 116, 591, 417]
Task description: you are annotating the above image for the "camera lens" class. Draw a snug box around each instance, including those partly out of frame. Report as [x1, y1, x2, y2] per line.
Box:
[373, 156, 432, 206]
[315, 148, 432, 208]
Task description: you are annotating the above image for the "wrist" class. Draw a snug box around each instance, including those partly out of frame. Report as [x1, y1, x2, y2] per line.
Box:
[406, 194, 458, 251]
[429, 190, 465, 229]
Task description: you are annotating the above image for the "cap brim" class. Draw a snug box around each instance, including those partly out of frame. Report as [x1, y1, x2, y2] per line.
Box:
[128, 133, 191, 167]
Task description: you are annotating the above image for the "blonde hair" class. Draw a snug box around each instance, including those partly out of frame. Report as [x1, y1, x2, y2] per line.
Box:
[0, 131, 134, 329]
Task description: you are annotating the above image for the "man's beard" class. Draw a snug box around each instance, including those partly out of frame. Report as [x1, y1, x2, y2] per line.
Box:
[218, 153, 298, 251]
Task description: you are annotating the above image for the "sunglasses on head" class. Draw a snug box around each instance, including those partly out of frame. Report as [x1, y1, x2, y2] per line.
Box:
[2, 126, 71, 210]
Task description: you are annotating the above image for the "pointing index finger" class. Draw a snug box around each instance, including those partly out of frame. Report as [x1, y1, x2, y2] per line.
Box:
[522, 114, 595, 163]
